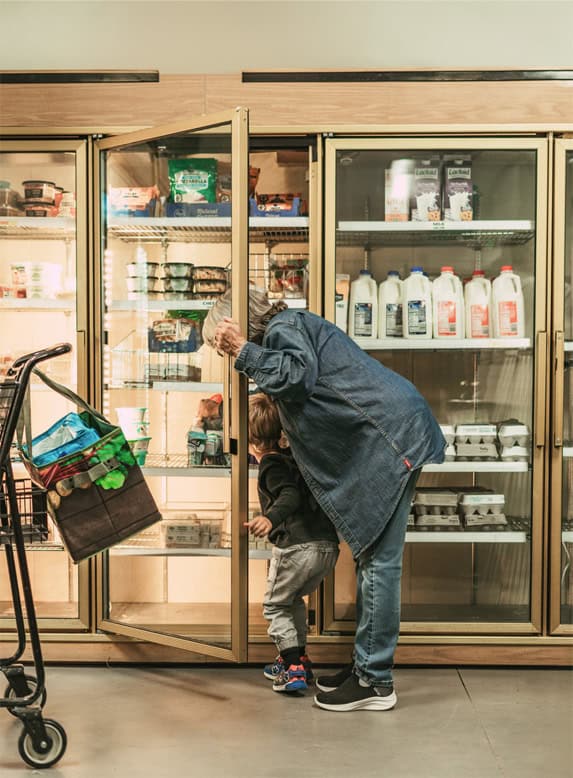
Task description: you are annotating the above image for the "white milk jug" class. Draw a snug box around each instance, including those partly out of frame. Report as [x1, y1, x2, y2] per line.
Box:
[378, 271, 403, 337]
[403, 266, 432, 339]
[465, 270, 492, 339]
[432, 266, 464, 338]
[348, 269, 378, 339]
[492, 265, 525, 338]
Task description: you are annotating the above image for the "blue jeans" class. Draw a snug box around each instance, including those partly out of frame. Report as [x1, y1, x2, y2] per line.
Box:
[353, 470, 419, 688]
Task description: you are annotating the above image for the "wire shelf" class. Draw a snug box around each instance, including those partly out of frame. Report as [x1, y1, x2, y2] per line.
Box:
[0, 217, 76, 241]
[336, 220, 535, 248]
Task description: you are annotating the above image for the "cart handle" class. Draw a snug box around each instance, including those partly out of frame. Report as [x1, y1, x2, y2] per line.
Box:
[10, 343, 72, 372]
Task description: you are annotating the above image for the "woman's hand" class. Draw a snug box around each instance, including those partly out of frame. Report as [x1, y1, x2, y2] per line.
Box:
[244, 515, 272, 538]
[214, 317, 247, 357]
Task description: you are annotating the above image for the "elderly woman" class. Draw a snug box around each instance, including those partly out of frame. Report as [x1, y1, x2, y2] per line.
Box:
[203, 289, 445, 712]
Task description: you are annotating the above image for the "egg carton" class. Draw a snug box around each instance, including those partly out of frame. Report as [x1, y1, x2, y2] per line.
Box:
[415, 514, 462, 530]
[498, 423, 530, 447]
[464, 513, 507, 529]
[455, 424, 497, 444]
[444, 444, 457, 462]
[413, 489, 458, 516]
[459, 493, 505, 516]
[407, 513, 415, 527]
[455, 442, 499, 461]
[500, 445, 530, 462]
[439, 425, 456, 445]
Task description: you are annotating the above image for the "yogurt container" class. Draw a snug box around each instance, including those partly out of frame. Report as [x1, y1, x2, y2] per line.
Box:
[22, 180, 56, 204]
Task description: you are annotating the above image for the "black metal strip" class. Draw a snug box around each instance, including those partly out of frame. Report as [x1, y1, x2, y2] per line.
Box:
[0, 71, 159, 84]
[243, 70, 573, 84]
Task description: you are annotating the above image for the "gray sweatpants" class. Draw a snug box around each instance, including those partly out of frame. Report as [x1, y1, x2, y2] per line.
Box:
[263, 541, 339, 653]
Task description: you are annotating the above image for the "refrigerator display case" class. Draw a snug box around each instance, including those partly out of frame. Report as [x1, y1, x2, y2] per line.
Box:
[550, 140, 573, 634]
[94, 115, 317, 657]
[0, 140, 89, 630]
[324, 138, 548, 634]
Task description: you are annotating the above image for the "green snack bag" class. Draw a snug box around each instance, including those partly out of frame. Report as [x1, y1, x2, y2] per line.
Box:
[168, 158, 217, 204]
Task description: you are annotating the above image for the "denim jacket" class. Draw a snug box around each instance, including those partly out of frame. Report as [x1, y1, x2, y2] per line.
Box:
[235, 309, 446, 557]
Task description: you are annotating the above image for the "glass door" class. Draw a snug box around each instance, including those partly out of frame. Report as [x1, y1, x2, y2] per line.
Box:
[324, 137, 548, 634]
[550, 139, 573, 634]
[94, 110, 250, 660]
[0, 139, 90, 630]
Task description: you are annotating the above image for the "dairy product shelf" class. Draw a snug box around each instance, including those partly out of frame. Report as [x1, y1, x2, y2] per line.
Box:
[142, 455, 258, 478]
[423, 462, 529, 473]
[0, 216, 76, 240]
[0, 299, 75, 312]
[354, 337, 531, 351]
[152, 381, 223, 393]
[107, 216, 309, 244]
[109, 546, 271, 558]
[405, 530, 528, 543]
[108, 297, 306, 312]
[336, 219, 535, 248]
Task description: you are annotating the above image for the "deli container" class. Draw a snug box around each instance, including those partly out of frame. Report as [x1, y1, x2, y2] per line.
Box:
[439, 425, 456, 445]
[126, 262, 160, 278]
[126, 276, 159, 293]
[162, 277, 193, 293]
[459, 493, 505, 516]
[455, 424, 497, 444]
[192, 278, 227, 295]
[24, 205, 54, 217]
[22, 180, 56, 204]
[0, 185, 21, 209]
[498, 423, 530, 447]
[163, 262, 194, 279]
[193, 266, 228, 281]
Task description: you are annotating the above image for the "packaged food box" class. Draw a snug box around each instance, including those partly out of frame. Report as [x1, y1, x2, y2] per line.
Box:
[443, 160, 473, 221]
[500, 445, 530, 462]
[163, 515, 201, 547]
[439, 425, 456, 445]
[384, 165, 410, 222]
[455, 442, 498, 460]
[165, 201, 231, 218]
[459, 493, 505, 516]
[109, 186, 159, 216]
[455, 424, 497, 444]
[498, 423, 530, 447]
[168, 158, 217, 204]
[249, 194, 301, 217]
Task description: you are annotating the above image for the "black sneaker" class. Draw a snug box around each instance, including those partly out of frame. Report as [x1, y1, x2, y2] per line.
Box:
[315, 663, 353, 692]
[314, 672, 396, 712]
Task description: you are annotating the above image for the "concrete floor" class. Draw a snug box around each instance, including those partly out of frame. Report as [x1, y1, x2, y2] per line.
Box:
[0, 666, 571, 777]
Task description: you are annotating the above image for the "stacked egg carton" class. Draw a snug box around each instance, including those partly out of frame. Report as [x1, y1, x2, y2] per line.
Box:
[455, 424, 499, 461]
[412, 488, 462, 531]
[458, 488, 508, 530]
[497, 423, 530, 462]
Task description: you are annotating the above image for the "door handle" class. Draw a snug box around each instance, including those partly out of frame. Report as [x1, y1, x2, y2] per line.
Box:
[223, 354, 231, 454]
[553, 330, 564, 448]
[535, 331, 547, 448]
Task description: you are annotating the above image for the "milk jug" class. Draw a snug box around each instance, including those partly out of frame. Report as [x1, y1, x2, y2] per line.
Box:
[378, 271, 403, 337]
[492, 265, 525, 338]
[432, 266, 464, 338]
[465, 270, 491, 338]
[403, 266, 432, 338]
[348, 269, 378, 339]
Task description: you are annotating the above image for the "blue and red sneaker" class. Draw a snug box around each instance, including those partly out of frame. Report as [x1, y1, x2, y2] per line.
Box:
[272, 664, 308, 693]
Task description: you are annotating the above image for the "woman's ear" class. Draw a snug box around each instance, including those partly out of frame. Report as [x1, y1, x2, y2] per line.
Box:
[278, 432, 289, 449]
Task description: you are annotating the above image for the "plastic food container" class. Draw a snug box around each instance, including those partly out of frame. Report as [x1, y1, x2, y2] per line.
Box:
[24, 205, 52, 217]
[192, 279, 227, 295]
[126, 276, 159, 293]
[121, 421, 150, 439]
[22, 180, 56, 204]
[126, 262, 160, 279]
[116, 407, 147, 426]
[163, 262, 194, 279]
[455, 424, 497, 444]
[498, 423, 530, 447]
[193, 266, 228, 281]
[162, 277, 193, 292]
[0, 188, 20, 209]
[439, 425, 456, 445]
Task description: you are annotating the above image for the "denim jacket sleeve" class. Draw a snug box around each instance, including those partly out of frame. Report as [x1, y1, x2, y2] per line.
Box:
[233, 319, 318, 402]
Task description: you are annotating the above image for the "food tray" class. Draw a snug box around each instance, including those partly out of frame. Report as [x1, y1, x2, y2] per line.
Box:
[498, 423, 530, 447]
[455, 424, 497, 444]
[163, 262, 194, 279]
[126, 262, 160, 278]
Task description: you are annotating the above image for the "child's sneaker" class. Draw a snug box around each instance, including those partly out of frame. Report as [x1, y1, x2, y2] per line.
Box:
[272, 664, 308, 693]
[263, 656, 284, 681]
[299, 654, 314, 683]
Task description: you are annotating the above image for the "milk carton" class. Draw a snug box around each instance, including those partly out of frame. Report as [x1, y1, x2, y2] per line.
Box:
[403, 266, 432, 339]
[384, 159, 413, 222]
[335, 273, 350, 333]
[378, 271, 403, 337]
[465, 270, 492, 338]
[492, 265, 525, 338]
[444, 160, 473, 221]
[411, 159, 441, 221]
[432, 266, 464, 338]
[348, 270, 378, 339]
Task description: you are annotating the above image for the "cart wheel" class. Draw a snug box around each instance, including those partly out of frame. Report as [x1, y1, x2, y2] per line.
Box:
[18, 719, 67, 769]
[4, 675, 47, 717]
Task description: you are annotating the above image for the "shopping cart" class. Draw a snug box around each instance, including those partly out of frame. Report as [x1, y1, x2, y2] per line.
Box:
[0, 343, 71, 769]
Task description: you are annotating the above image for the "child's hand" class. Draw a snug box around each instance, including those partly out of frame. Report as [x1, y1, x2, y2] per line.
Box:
[244, 515, 272, 537]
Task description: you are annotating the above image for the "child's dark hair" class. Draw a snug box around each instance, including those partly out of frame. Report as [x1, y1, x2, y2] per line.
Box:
[248, 393, 282, 450]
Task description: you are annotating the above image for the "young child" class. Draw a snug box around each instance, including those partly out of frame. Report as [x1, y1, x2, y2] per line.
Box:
[246, 392, 339, 693]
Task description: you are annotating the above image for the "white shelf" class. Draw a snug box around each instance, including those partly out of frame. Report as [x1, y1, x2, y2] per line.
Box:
[405, 531, 528, 543]
[354, 337, 531, 351]
[563, 531, 573, 543]
[108, 297, 306, 312]
[152, 381, 223, 393]
[565, 342, 573, 352]
[0, 299, 75, 312]
[142, 458, 258, 478]
[0, 216, 76, 240]
[107, 216, 309, 244]
[110, 546, 271, 558]
[336, 219, 535, 248]
[563, 447, 573, 459]
[423, 461, 529, 473]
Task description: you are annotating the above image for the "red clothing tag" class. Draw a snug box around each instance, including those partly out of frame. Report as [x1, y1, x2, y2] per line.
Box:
[404, 458, 412, 470]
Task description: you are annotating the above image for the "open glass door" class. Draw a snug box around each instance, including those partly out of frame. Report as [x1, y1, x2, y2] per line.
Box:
[94, 110, 250, 660]
[550, 139, 573, 635]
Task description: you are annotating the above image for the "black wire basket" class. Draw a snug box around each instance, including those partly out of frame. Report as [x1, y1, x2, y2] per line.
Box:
[0, 478, 49, 544]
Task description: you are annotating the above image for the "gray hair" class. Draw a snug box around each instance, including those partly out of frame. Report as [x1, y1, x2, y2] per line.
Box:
[202, 287, 288, 347]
